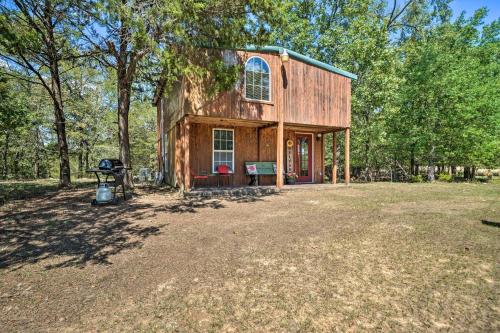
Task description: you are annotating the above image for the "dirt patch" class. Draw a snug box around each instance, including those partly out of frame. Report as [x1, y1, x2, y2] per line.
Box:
[1, 183, 499, 332]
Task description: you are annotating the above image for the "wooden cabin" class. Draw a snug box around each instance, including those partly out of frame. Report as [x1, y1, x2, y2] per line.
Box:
[153, 46, 356, 191]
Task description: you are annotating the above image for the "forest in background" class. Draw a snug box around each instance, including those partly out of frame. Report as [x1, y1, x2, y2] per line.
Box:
[0, 0, 499, 186]
[0, 67, 156, 180]
[272, 0, 499, 182]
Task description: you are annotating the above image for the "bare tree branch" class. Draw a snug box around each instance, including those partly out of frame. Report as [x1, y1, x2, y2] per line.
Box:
[12, 0, 48, 43]
[17, 51, 55, 101]
[106, 40, 120, 61]
[0, 70, 42, 86]
[388, 0, 397, 26]
[387, 0, 414, 29]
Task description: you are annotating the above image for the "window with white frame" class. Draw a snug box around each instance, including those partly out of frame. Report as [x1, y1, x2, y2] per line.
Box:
[245, 56, 270, 101]
[213, 129, 234, 173]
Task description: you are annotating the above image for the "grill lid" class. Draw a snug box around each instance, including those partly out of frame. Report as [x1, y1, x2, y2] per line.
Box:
[98, 159, 124, 170]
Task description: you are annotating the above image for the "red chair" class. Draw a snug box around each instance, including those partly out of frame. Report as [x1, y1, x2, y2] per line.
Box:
[216, 164, 233, 187]
[191, 169, 209, 189]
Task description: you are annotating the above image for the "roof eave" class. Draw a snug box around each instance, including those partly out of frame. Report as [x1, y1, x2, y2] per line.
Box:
[241, 46, 358, 80]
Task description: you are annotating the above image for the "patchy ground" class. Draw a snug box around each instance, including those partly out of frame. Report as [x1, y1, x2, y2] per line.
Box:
[0, 183, 498, 332]
[0, 179, 94, 205]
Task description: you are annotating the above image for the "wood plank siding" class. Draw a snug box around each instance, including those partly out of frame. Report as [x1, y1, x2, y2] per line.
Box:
[186, 122, 324, 187]
[286, 57, 351, 127]
[162, 51, 351, 130]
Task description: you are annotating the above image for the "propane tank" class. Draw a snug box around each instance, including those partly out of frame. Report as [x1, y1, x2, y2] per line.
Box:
[96, 183, 112, 202]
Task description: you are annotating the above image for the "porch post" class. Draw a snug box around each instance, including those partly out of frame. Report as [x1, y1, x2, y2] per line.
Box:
[174, 123, 181, 187]
[344, 127, 350, 185]
[183, 117, 191, 191]
[277, 54, 287, 189]
[276, 118, 284, 188]
[332, 131, 337, 184]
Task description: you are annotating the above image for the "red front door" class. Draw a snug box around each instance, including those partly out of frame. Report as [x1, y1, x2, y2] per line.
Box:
[296, 134, 312, 183]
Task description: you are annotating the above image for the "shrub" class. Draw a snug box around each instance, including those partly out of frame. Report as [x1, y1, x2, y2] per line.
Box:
[437, 173, 453, 182]
[410, 175, 423, 183]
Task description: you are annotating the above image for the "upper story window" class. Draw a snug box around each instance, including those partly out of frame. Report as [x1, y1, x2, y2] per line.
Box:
[245, 57, 270, 102]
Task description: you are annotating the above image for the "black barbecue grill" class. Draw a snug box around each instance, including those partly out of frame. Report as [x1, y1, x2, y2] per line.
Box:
[87, 159, 129, 205]
[98, 158, 123, 171]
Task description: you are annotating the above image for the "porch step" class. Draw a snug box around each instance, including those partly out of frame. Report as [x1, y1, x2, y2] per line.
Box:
[185, 186, 280, 198]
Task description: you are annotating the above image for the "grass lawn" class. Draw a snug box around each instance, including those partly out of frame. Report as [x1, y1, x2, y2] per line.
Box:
[0, 182, 498, 332]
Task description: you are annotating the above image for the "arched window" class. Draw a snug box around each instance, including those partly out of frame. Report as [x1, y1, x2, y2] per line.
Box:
[245, 57, 270, 101]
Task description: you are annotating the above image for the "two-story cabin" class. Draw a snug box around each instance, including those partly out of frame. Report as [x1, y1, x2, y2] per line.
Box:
[153, 46, 356, 191]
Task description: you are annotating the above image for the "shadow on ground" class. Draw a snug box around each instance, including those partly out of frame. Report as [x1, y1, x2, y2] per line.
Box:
[0, 180, 95, 206]
[0, 186, 279, 270]
[158, 191, 279, 214]
[481, 220, 500, 228]
[0, 189, 163, 271]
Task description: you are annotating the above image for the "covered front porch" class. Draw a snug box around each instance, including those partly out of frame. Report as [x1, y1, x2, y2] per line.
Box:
[177, 116, 350, 191]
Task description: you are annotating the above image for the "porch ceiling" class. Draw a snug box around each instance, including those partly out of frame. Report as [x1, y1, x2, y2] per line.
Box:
[187, 115, 345, 133]
[187, 115, 273, 128]
[284, 123, 346, 133]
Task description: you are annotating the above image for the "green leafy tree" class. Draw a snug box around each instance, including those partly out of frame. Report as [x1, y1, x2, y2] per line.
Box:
[0, 73, 52, 179]
[269, 0, 408, 180]
[63, 65, 112, 177]
[0, 0, 83, 186]
[0, 73, 27, 178]
[74, 0, 280, 187]
[394, 7, 499, 180]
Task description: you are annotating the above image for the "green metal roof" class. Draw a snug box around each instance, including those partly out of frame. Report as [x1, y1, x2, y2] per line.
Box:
[242, 46, 357, 80]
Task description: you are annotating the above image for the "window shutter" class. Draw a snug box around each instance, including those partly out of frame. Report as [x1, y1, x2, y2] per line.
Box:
[262, 73, 270, 100]
[244, 57, 270, 101]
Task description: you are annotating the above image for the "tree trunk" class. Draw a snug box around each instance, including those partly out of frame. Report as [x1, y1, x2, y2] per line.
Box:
[2, 131, 9, 179]
[13, 151, 19, 179]
[117, 78, 132, 188]
[34, 159, 40, 179]
[427, 145, 435, 182]
[410, 151, 415, 176]
[110, 5, 149, 189]
[52, 76, 71, 187]
[85, 145, 90, 171]
[77, 147, 83, 179]
[464, 166, 470, 180]
[34, 127, 41, 179]
[364, 136, 370, 182]
[471, 166, 476, 180]
[83, 140, 90, 171]
[45, 1, 71, 187]
[451, 165, 456, 176]
[35, 162, 40, 179]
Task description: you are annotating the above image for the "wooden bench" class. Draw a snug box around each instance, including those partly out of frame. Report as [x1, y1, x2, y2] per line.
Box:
[244, 162, 276, 186]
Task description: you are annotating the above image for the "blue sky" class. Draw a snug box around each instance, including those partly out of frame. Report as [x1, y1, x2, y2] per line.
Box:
[450, 0, 499, 24]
